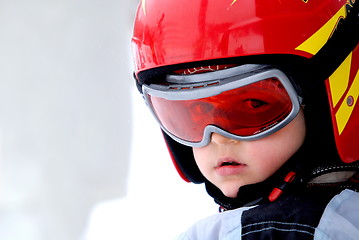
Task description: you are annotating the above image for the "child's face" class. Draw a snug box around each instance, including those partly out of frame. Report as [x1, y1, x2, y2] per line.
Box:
[193, 109, 306, 198]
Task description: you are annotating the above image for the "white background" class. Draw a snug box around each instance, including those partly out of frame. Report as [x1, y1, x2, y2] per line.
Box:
[0, 1, 216, 239]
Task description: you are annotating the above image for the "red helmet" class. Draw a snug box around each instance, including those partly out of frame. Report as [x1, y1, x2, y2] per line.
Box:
[132, 0, 359, 183]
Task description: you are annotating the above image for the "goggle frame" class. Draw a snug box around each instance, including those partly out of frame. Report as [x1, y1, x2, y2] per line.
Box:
[142, 65, 303, 148]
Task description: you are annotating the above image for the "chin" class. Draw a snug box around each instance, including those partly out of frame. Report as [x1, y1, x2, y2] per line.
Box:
[219, 180, 254, 198]
[221, 187, 240, 198]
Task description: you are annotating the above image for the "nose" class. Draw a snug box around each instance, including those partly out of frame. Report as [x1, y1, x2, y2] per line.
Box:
[211, 132, 238, 145]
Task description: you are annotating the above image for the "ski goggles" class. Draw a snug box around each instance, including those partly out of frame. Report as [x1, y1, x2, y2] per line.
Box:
[142, 65, 302, 148]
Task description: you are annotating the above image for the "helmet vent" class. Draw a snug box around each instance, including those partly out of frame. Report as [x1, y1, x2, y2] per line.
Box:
[168, 81, 220, 90]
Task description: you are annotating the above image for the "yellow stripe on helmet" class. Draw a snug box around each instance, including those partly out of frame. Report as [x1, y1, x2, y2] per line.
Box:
[295, 5, 347, 55]
[329, 54, 359, 135]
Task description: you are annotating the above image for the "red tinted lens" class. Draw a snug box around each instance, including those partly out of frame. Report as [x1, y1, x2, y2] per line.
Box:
[147, 78, 292, 143]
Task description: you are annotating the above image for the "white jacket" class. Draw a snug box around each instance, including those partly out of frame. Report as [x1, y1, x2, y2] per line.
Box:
[176, 189, 359, 240]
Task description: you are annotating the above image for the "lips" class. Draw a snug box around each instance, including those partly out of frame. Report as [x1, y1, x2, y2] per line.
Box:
[216, 157, 241, 167]
[215, 157, 246, 176]
[220, 161, 241, 166]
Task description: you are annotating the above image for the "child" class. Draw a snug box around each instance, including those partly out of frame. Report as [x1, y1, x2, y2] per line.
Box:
[131, 0, 359, 238]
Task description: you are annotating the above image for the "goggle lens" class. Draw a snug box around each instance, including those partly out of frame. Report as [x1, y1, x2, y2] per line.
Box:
[146, 77, 293, 144]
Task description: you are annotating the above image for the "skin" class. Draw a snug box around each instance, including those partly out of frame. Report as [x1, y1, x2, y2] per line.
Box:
[193, 110, 306, 198]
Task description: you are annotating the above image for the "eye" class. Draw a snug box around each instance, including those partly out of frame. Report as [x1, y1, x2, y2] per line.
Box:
[244, 99, 268, 109]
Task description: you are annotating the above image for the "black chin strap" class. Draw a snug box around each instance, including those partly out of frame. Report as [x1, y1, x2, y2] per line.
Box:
[205, 172, 305, 211]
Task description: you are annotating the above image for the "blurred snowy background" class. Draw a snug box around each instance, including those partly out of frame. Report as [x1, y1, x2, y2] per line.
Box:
[0, 1, 216, 240]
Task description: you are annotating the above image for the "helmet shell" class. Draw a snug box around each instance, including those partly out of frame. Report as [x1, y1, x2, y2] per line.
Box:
[132, 0, 346, 74]
[326, 46, 359, 163]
